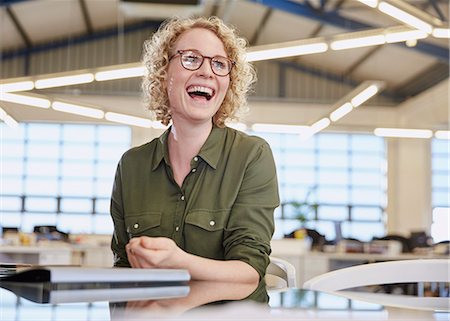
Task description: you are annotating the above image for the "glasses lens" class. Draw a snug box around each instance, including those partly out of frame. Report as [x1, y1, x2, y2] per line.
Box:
[211, 57, 232, 76]
[181, 51, 203, 70]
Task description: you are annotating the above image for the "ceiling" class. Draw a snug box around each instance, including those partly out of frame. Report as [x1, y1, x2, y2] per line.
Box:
[0, 0, 449, 126]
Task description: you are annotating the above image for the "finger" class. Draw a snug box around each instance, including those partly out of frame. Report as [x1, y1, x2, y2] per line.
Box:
[140, 236, 174, 250]
[126, 244, 142, 268]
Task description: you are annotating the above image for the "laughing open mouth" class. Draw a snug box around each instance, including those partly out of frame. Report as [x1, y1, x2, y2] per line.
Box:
[187, 85, 214, 101]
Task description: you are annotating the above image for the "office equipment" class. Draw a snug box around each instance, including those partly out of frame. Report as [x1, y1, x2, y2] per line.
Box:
[0, 281, 190, 304]
[1, 266, 190, 284]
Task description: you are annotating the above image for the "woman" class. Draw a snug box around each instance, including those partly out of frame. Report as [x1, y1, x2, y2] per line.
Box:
[110, 16, 279, 284]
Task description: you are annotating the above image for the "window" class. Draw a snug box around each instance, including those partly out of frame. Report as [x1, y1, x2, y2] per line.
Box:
[0, 123, 131, 234]
[431, 139, 450, 243]
[249, 130, 387, 242]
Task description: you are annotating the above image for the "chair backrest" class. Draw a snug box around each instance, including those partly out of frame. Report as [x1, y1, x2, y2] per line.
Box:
[303, 259, 450, 312]
[303, 259, 450, 292]
[265, 256, 297, 290]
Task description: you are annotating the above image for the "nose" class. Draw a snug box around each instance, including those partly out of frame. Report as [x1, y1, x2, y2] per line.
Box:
[195, 58, 214, 78]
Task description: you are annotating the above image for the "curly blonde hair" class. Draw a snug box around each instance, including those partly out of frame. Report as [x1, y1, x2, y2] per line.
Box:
[142, 16, 256, 127]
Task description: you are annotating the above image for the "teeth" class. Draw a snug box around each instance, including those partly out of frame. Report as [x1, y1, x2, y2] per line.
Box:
[187, 86, 214, 96]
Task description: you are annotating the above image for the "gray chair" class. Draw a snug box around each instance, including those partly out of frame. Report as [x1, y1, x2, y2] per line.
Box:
[265, 256, 297, 291]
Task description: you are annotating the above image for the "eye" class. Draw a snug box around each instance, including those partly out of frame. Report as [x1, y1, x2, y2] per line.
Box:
[183, 52, 201, 65]
[212, 58, 227, 70]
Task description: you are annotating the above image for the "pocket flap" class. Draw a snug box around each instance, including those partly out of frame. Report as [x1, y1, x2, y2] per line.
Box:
[185, 210, 228, 232]
[125, 212, 162, 234]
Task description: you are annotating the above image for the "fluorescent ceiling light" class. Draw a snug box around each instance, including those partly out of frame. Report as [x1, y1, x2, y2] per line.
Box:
[385, 29, 428, 43]
[105, 112, 152, 128]
[311, 117, 331, 134]
[351, 84, 379, 107]
[435, 131, 450, 140]
[0, 107, 19, 129]
[246, 41, 328, 62]
[251, 123, 308, 134]
[357, 0, 378, 8]
[330, 35, 385, 50]
[432, 28, 450, 38]
[95, 66, 145, 81]
[330, 102, 353, 122]
[374, 127, 433, 138]
[378, 2, 433, 34]
[0, 93, 50, 108]
[0, 81, 34, 93]
[52, 101, 104, 119]
[35, 73, 94, 89]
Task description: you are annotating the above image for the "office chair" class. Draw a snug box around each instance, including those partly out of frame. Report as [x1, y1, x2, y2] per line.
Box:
[303, 259, 450, 311]
[265, 256, 297, 291]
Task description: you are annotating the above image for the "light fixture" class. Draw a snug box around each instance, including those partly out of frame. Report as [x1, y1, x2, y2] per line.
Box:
[378, 2, 433, 34]
[95, 65, 145, 81]
[105, 112, 152, 128]
[52, 101, 104, 119]
[0, 81, 34, 93]
[330, 102, 353, 122]
[0, 93, 51, 108]
[311, 117, 331, 134]
[432, 28, 450, 39]
[35, 73, 94, 89]
[351, 84, 380, 107]
[330, 34, 386, 50]
[385, 29, 428, 43]
[251, 123, 308, 134]
[246, 39, 328, 62]
[357, 0, 378, 8]
[374, 127, 433, 138]
[435, 130, 450, 140]
[0, 107, 19, 129]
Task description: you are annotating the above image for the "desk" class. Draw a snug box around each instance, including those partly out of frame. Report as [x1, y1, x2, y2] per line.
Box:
[1, 280, 447, 321]
[0, 246, 72, 265]
[0, 244, 113, 267]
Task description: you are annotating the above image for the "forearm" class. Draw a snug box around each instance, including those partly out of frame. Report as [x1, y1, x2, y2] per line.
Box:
[181, 251, 260, 283]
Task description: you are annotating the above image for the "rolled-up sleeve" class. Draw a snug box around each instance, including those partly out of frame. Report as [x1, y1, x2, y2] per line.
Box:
[223, 142, 279, 279]
[110, 159, 130, 267]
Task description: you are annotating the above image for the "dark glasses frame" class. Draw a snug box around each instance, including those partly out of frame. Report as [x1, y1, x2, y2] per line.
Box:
[169, 49, 235, 77]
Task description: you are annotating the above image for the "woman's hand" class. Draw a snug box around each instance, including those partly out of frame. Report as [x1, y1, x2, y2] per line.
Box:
[125, 236, 186, 269]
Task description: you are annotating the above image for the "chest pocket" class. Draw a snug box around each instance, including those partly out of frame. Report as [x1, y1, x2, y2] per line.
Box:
[125, 212, 162, 238]
[184, 209, 230, 259]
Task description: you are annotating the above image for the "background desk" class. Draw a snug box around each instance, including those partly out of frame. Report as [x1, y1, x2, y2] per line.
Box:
[271, 239, 448, 286]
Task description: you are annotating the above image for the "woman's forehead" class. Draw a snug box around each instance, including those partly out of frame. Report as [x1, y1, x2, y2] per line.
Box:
[174, 28, 227, 55]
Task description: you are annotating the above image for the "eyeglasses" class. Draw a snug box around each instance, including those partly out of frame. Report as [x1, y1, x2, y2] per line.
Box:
[169, 49, 235, 77]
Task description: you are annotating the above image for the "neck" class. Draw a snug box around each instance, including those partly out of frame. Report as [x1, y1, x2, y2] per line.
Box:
[169, 120, 213, 158]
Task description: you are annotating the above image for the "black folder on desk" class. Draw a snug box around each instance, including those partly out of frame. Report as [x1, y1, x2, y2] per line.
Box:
[0, 266, 191, 284]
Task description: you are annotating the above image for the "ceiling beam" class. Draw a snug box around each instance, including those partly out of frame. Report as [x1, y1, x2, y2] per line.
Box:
[5, 5, 31, 48]
[79, 0, 94, 35]
[248, 0, 449, 62]
[1, 20, 162, 60]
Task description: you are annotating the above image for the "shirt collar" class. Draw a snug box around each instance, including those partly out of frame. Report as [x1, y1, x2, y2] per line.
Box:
[151, 126, 224, 171]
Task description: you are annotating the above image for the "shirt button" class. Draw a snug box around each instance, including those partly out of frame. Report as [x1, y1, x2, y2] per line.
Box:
[175, 226, 179, 232]
[191, 168, 196, 173]
[193, 156, 198, 162]
[133, 223, 139, 229]
[209, 220, 215, 226]
[180, 195, 185, 201]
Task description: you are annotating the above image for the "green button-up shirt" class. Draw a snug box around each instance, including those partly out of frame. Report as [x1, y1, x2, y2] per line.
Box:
[110, 126, 279, 278]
